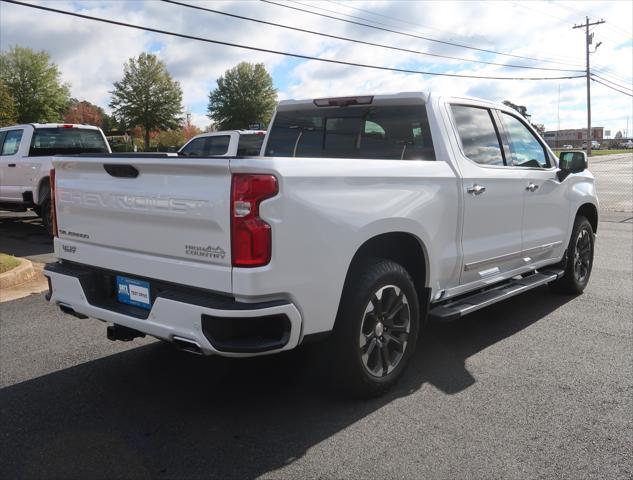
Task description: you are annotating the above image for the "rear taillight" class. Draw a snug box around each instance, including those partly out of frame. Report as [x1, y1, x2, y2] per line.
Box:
[50, 168, 58, 237]
[231, 174, 278, 267]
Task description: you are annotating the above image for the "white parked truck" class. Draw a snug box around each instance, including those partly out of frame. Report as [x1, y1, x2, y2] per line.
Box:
[178, 130, 266, 157]
[44, 93, 598, 396]
[0, 123, 111, 233]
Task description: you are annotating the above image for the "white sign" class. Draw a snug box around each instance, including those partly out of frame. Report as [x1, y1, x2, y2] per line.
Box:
[129, 284, 150, 305]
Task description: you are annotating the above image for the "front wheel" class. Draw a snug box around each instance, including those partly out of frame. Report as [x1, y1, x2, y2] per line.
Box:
[324, 259, 420, 397]
[550, 215, 594, 294]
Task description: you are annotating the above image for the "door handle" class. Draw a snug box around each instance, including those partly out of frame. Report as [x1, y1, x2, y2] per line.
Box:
[467, 184, 486, 196]
[8, 164, 16, 167]
[526, 183, 539, 192]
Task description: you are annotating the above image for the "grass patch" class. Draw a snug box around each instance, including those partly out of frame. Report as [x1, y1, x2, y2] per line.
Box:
[0, 253, 21, 274]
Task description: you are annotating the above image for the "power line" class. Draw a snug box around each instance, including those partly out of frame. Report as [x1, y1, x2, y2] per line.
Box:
[261, 0, 586, 69]
[325, 0, 454, 38]
[162, 0, 584, 73]
[326, 0, 588, 67]
[556, 1, 633, 38]
[328, 0, 632, 81]
[0, 0, 586, 82]
[591, 77, 633, 98]
[592, 66, 633, 85]
[591, 73, 633, 94]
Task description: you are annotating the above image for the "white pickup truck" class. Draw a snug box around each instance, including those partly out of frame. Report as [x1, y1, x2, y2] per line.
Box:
[178, 129, 266, 157]
[44, 93, 598, 396]
[0, 123, 111, 233]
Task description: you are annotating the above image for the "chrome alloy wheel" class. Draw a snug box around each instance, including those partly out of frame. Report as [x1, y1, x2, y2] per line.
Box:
[359, 285, 411, 377]
[573, 228, 592, 284]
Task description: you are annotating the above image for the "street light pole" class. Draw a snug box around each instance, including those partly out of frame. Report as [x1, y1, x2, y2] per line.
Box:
[573, 17, 604, 157]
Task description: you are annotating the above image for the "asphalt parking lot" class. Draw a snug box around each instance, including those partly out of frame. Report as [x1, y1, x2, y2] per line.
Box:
[1, 154, 632, 479]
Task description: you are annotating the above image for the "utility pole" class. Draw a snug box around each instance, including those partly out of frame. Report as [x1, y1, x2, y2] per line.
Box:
[573, 17, 605, 157]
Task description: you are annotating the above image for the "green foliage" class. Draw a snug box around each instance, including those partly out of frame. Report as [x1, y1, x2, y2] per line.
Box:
[0, 80, 17, 127]
[156, 129, 185, 151]
[100, 113, 119, 134]
[207, 62, 277, 130]
[0, 46, 71, 123]
[109, 52, 183, 149]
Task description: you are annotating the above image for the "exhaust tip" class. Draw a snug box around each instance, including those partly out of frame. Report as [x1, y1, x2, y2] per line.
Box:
[173, 336, 203, 355]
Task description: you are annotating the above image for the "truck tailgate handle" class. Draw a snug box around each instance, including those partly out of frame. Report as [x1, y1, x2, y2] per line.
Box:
[8, 163, 16, 167]
[104, 164, 139, 178]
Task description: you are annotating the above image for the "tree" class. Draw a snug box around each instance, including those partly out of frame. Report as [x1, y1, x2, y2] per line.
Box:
[532, 123, 545, 136]
[503, 100, 545, 136]
[182, 114, 202, 141]
[0, 80, 17, 127]
[156, 129, 185, 151]
[207, 62, 277, 130]
[0, 46, 71, 123]
[64, 100, 103, 127]
[109, 52, 183, 150]
[615, 131, 623, 139]
[502, 100, 529, 119]
[100, 113, 119, 134]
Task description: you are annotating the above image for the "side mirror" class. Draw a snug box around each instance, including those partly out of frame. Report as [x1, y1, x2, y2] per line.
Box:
[559, 151, 587, 173]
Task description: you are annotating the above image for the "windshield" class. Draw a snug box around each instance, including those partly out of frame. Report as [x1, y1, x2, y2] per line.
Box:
[30, 128, 108, 156]
[264, 105, 435, 161]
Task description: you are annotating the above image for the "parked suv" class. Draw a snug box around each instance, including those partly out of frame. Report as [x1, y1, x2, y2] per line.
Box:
[44, 93, 598, 396]
[0, 123, 111, 233]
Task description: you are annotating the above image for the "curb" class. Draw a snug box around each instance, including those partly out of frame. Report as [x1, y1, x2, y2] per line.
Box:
[0, 258, 36, 290]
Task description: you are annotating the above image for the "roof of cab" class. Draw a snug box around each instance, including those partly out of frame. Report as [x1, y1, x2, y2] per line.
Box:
[0, 123, 102, 131]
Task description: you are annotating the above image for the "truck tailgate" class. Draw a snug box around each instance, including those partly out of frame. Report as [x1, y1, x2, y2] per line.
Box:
[52, 156, 233, 293]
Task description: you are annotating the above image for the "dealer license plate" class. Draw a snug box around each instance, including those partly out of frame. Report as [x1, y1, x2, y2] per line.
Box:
[116, 276, 151, 310]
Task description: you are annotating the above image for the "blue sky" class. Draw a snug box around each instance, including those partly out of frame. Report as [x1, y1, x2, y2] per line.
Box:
[1, 0, 631, 134]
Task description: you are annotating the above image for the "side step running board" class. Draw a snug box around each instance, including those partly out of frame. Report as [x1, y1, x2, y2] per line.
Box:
[428, 269, 564, 323]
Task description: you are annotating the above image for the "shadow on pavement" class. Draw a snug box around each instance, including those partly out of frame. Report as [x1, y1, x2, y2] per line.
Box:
[0, 286, 575, 479]
[0, 213, 53, 259]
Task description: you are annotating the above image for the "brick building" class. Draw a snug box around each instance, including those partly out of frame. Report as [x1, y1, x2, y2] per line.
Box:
[543, 127, 604, 148]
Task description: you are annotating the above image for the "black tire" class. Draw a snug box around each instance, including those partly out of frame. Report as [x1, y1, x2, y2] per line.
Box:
[38, 195, 54, 235]
[550, 215, 594, 294]
[323, 258, 420, 398]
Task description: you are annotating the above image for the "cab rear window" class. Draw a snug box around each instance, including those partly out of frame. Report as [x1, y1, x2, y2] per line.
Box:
[30, 128, 109, 156]
[237, 133, 265, 156]
[264, 105, 435, 161]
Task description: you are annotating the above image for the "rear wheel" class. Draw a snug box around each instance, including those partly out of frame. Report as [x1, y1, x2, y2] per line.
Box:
[38, 194, 53, 235]
[551, 215, 594, 294]
[324, 259, 420, 397]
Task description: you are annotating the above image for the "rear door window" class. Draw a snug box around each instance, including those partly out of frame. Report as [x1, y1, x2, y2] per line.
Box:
[264, 105, 435, 160]
[1, 129, 23, 156]
[29, 128, 108, 156]
[450, 105, 505, 166]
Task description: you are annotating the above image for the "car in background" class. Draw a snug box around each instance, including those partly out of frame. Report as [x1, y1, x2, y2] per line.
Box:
[0, 123, 111, 233]
[179, 130, 266, 157]
[562, 144, 573, 149]
[581, 140, 601, 150]
[620, 140, 633, 149]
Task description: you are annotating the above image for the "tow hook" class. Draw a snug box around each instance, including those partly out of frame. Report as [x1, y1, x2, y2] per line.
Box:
[107, 324, 146, 342]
